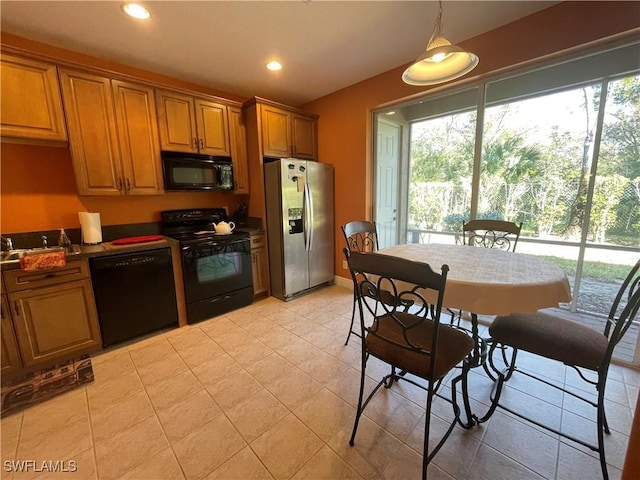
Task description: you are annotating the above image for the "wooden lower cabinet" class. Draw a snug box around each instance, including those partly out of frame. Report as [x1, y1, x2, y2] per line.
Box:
[1, 260, 102, 373]
[1, 296, 23, 377]
[250, 234, 268, 297]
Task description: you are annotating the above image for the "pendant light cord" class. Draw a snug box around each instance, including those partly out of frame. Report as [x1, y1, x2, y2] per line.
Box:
[428, 1, 444, 45]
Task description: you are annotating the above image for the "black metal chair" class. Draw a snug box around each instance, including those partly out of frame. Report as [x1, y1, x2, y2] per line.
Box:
[344, 249, 474, 480]
[341, 221, 379, 345]
[482, 259, 640, 480]
[450, 219, 522, 327]
[461, 219, 522, 251]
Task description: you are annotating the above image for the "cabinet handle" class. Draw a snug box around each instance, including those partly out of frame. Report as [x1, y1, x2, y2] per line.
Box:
[199, 138, 204, 149]
[126, 178, 131, 191]
[118, 177, 124, 191]
[13, 300, 20, 317]
[292, 146, 296, 157]
[193, 137, 198, 149]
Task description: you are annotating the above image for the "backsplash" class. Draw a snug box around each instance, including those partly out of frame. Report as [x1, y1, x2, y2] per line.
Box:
[2, 222, 162, 249]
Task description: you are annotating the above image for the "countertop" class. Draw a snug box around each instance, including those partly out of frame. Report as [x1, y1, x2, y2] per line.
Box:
[0, 237, 179, 271]
[236, 227, 265, 236]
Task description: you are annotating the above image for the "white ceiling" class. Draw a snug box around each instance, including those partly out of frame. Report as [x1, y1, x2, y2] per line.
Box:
[0, 1, 558, 106]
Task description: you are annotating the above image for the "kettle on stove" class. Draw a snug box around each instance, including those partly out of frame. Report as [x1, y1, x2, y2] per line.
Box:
[212, 221, 235, 234]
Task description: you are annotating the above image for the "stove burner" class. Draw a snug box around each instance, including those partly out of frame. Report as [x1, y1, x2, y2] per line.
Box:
[160, 208, 249, 245]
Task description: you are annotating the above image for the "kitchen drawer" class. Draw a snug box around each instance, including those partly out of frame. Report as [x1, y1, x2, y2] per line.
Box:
[3, 260, 90, 293]
[250, 234, 265, 250]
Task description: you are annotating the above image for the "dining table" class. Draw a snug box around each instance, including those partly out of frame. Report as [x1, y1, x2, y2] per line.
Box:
[379, 243, 572, 426]
[379, 243, 572, 319]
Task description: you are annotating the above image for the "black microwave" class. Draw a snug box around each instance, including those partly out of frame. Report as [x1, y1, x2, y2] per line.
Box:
[162, 151, 234, 191]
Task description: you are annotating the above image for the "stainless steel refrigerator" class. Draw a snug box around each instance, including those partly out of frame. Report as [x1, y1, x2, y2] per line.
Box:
[264, 159, 334, 301]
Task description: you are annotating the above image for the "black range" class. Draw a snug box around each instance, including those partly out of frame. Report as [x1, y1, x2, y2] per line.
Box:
[161, 208, 254, 323]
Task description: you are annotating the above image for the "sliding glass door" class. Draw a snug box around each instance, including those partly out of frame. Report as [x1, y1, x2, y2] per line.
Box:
[373, 41, 640, 364]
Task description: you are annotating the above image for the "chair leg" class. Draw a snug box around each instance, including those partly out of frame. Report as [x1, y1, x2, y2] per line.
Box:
[503, 346, 518, 381]
[421, 387, 435, 480]
[473, 367, 507, 425]
[344, 293, 357, 345]
[452, 359, 475, 429]
[597, 375, 610, 480]
[349, 346, 367, 446]
[484, 341, 517, 383]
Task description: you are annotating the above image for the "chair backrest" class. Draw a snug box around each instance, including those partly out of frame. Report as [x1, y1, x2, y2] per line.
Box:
[603, 259, 640, 355]
[342, 220, 379, 253]
[344, 248, 449, 375]
[462, 219, 522, 251]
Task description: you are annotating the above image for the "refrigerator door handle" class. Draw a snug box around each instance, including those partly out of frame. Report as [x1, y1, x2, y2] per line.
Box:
[303, 180, 311, 251]
[307, 181, 314, 251]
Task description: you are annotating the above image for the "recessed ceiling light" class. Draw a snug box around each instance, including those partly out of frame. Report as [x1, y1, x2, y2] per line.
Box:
[121, 2, 151, 20]
[266, 61, 282, 71]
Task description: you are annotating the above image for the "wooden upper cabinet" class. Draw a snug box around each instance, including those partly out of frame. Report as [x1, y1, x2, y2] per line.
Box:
[112, 80, 163, 195]
[195, 99, 230, 155]
[291, 113, 317, 160]
[156, 89, 230, 156]
[156, 90, 197, 153]
[1, 54, 67, 143]
[260, 103, 318, 160]
[261, 105, 291, 158]
[229, 107, 249, 194]
[59, 69, 121, 195]
[60, 69, 163, 195]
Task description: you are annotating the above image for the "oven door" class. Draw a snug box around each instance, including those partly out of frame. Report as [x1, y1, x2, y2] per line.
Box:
[181, 238, 252, 304]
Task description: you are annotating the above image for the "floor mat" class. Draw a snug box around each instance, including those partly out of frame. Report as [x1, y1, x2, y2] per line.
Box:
[1, 355, 93, 417]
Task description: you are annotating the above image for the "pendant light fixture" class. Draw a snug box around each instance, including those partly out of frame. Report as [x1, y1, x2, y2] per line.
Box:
[402, 1, 478, 86]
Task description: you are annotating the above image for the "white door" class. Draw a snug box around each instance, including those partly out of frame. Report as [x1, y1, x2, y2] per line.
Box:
[375, 119, 400, 248]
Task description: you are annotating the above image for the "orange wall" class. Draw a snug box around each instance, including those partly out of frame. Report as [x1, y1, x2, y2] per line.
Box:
[302, 1, 640, 279]
[2, 2, 639, 250]
[0, 33, 248, 234]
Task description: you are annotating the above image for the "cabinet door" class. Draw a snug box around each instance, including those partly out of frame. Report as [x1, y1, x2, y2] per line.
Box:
[229, 107, 250, 194]
[0, 54, 67, 142]
[291, 113, 317, 160]
[251, 248, 269, 296]
[1, 296, 22, 377]
[250, 235, 268, 296]
[261, 105, 291, 158]
[195, 99, 230, 156]
[59, 69, 123, 195]
[10, 279, 102, 367]
[156, 90, 198, 153]
[112, 80, 164, 195]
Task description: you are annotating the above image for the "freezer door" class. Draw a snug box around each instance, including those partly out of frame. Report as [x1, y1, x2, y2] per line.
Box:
[264, 159, 310, 299]
[306, 161, 334, 288]
[282, 160, 311, 294]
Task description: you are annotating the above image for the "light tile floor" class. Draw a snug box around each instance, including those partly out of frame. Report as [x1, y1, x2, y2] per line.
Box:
[1, 285, 638, 480]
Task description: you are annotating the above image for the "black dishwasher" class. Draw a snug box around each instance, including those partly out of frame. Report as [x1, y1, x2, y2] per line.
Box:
[90, 248, 179, 347]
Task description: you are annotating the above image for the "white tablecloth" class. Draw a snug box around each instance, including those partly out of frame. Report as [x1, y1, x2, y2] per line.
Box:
[380, 244, 572, 316]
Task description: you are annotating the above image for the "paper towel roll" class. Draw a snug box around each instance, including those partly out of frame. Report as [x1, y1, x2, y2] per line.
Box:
[78, 212, 102, 244]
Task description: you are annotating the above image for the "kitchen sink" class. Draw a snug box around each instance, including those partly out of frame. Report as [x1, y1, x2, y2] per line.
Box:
[0, 245, 82, 264]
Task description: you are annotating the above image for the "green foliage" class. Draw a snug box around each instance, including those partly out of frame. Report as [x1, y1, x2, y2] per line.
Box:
[407, 74, 640, 246]
[537, 256, 631, 282]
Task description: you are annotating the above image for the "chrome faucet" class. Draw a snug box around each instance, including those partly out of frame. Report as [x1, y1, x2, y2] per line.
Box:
[1, 236, 14, 251]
